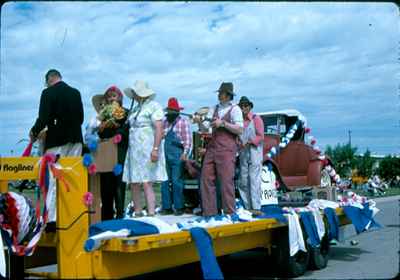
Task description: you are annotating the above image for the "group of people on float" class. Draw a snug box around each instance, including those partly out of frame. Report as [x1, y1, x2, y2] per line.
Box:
[29, 69, 265, 227]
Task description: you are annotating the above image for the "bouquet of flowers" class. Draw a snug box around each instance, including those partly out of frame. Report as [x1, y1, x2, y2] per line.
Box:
[97, 101, 126, 130]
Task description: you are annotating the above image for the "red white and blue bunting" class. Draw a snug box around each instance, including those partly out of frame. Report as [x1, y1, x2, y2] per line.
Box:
[264, 119, 342, 186]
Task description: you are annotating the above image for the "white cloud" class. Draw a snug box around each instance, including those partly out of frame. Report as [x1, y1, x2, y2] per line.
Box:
[1, 2, 399, 156]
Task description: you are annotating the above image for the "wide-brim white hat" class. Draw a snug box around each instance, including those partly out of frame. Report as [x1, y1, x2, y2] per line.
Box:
[123, 80, 155, 99]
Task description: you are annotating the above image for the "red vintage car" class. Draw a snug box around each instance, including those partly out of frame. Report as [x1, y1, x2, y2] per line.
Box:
[259, 109, 332, 191]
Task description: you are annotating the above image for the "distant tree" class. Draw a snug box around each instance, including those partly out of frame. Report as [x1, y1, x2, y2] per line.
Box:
[377, 155, 400, 181]
[355, 149, 376, 178]
[325, 143, 357, 178]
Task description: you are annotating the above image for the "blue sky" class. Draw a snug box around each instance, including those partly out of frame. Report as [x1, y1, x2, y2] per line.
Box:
[1, 2, 399, 156]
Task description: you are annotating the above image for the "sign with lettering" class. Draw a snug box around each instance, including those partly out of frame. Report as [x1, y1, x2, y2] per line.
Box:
[0, 157, 40, 180]
[260, 166, 278, 206]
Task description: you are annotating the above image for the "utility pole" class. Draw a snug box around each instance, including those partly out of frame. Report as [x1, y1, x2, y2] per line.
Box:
[348, 130, 352, 147]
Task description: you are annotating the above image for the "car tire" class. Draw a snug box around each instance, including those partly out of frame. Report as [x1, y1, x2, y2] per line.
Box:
[308, 233, 330, 270]
[271, 227, 310, 278]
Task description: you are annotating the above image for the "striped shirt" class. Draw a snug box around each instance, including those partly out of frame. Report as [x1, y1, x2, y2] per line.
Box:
[163, 116, 192, 156]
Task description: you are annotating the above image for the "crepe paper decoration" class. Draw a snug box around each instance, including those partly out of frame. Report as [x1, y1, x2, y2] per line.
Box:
[50, 165, 70, 192]
[83, 153, 93, 167]
[113, 134, 122, 144]
[22, 142, 33, 157]
[88, 139, 98, 152]
[83, 192, 94, 207]
[88, 164, 97, 175]
[113, 164, 123, 176]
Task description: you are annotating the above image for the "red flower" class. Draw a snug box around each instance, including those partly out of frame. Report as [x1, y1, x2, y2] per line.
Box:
[83, 192, 94, 207]
[113, 134, 122, 144]
[305, 127, 311, 133]
[311, 139, 316, 145]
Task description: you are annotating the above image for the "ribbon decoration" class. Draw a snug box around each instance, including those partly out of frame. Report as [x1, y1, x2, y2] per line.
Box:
[22, 141, 33, 157]
[1, 152, 76, 256]
[266, 119, 304, 159]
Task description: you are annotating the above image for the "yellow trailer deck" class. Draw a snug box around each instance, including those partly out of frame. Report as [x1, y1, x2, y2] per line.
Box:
[0, 156, 350, 279]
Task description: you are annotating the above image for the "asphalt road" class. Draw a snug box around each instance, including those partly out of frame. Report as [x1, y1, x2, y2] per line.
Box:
[133, 195, 400, 280]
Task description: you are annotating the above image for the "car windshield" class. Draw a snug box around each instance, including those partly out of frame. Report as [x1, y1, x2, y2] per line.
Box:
[262, 115, 286, 136]
[261, 114, 305, 141]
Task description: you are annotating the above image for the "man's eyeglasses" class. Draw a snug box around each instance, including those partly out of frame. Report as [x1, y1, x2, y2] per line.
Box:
[239, 103, 251, 108]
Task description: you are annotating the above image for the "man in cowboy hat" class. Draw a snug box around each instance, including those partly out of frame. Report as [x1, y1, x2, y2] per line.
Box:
[238, 96, 264, 216]
[29, 69, 84, 230]
[160, 98, 192, 216]
[193, 82, 243, 216]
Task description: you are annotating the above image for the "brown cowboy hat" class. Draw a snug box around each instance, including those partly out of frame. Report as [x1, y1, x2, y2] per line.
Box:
[92, 94, 106, 113]
[216, 82, 235, 95]
[238, 96, 253, 109]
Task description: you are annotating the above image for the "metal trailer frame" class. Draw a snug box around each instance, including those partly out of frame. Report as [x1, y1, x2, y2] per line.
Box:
[0, 156, 349, 279]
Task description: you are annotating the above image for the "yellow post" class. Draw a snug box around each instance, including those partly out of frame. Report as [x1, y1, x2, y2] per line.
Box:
[56, 157, 93, 278]
[0, 180, 8, 193]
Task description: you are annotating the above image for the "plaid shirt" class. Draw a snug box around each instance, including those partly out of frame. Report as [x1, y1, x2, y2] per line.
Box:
[163, 116, 192, 156]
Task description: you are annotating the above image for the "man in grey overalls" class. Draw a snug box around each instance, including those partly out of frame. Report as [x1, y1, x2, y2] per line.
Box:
[161, 98, 192, 215]
[238, 96, 265, 215]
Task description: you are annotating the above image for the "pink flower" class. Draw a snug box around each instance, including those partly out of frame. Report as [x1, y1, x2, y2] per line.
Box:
[83, 192, 94, 207]
[113, 134, 122, 144]
[311, 139, 317, 145]
[88, 163, 97, 175]
[305, 127, 311, 133]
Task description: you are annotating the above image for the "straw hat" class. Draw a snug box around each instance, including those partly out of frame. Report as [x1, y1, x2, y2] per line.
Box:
[124, 80, 155, 99]
[91, 94, 106, 113]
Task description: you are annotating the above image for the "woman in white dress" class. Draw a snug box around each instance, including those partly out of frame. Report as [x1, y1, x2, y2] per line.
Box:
[123, 80, 167, 216]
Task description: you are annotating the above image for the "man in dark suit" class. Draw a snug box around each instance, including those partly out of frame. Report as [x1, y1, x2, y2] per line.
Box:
[30, 69, 84, 226]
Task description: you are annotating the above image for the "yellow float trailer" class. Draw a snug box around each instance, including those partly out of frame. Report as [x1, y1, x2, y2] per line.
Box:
[0, 156, 350, 279]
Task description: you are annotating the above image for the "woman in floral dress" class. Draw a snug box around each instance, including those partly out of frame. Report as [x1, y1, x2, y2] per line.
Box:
[123, 80, 167, 216]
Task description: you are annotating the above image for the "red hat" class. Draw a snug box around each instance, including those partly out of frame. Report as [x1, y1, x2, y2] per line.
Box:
[166, 97, 184, 111]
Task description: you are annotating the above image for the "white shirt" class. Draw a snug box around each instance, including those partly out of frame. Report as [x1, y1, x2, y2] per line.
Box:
[200, 102, 244, 131]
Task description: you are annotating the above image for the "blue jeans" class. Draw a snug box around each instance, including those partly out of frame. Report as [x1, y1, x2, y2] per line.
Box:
[161, 159, 184, 210]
